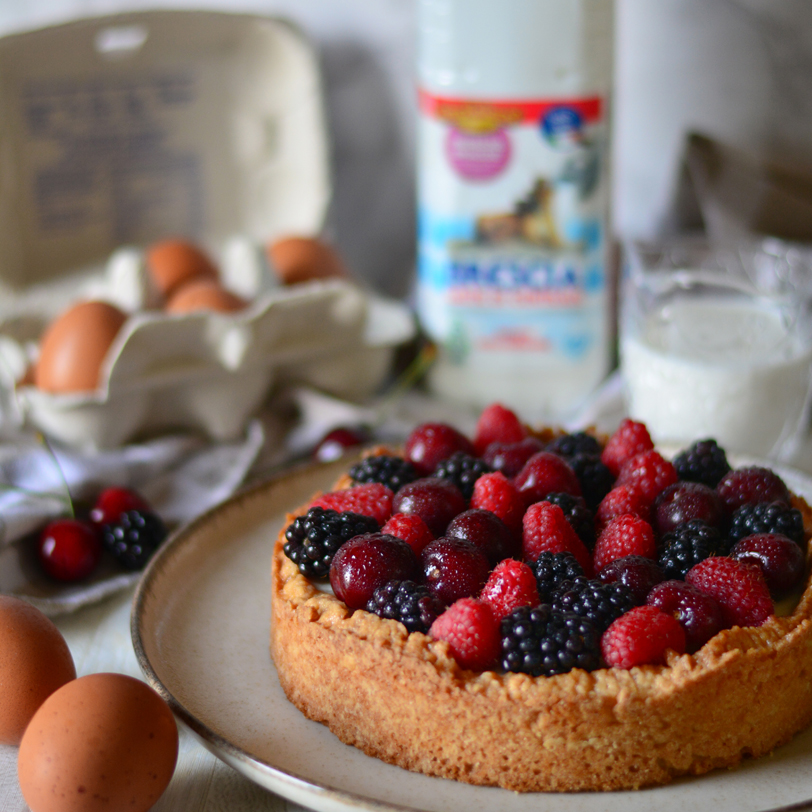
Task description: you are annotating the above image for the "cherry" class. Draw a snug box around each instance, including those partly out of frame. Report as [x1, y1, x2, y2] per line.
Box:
[646, 580, 724, 653]
[313, 426, 371, 463]
[598, 555, 664, 605]
[482, 437, 545, 478]
[421, 537, 490, 605]
[330, 533, 417, 609]
[513, 451, 581, 505]
[37, 519, 102, 582]
[391, 477, 467, 537]
[716, 466, 791, 513]
[89, 487, 150, 526]
[730, 533, 805, 599]
[446, 508, 519, 565]
[652, 481, 725, 537]
[404, 423, 475, 476]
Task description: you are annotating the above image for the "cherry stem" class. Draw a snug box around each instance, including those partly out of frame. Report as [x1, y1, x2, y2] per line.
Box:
[39, 433, 75, 519]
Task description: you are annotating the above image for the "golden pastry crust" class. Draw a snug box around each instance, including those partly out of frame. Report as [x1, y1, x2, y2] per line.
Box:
[270, 483, 812, 792]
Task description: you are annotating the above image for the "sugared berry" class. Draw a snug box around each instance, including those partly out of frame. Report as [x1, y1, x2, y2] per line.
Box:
[404, 423, 475, 476]
[615, 450, 678, 505]
[543, 492, 595, 550]
[101, 510, 167, 571]
[283, 507, 380, 579]
[673, 439, 730, 488]
[473, 403, 526, 456]
[38, 519, 102, 581]
[551, 576, 635, 633]
[381, 513, 434, 556]
[530, 551, 585, 603]
[433, 452, 491, 501]
[522, 502, 593, 576]
[601, 605, 686, 668]
[658, 519, 727, 580]
[500, 605, 601, 676]
[366, 579, 445, 633]
[652, 481, 726, 537]
[728, 501, 805, 547]
[593, 514, 657, 573]
[716, 466, 791, 513]
[89, 487, 149, 526]
[392, 477, 467, 537]
[483, 437, 545, 478]
[446, 508, 518, 565]
[311, 483, 394, 526]
[429, 598, 501, 671]
[480, 559, 540, 620]
[601, 419, 654, 477]
[647, 580, 725, 653]
[421, 536, 490, 605]
[598, 555, 664, 605]
[730, 533, 806, 599]
[470, 472, 525, 537]
[514, 451, 582, 505]
[349, 455, 418, 493]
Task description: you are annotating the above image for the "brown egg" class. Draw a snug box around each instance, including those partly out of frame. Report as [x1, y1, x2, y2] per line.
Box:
[0, 595, 76, 745]
[165, 278, 249, 314]
[34, 301, 127, 394]
[18, 673, 178, 812]
[267, 236, 349, 285]
[146, 238, 219, 298]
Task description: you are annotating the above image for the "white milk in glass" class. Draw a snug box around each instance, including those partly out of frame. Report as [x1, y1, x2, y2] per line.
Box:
[622, 295, 812, 457]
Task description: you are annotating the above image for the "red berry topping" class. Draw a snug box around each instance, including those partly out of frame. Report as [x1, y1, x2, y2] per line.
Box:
[730, 533, 806, 599]
[391, 477, 467, 537]
[404, 423, 475, 476]
[89, 487, 150, 526]
[601, 418, 654, 477]
[37, 519, 102, 582]
[601, 605, 686, 669]
[522, 502, 593, 576]
[593, 514, 657, 573]
[716, 466, 791, 513]
[514, 451, 582, 505]
[421, 537, 490, 605]
[429, 598, 501, 671]
[480, 559, 540, 621]
[615, 450, 678, 505]
[312, 483, 393, 526]
[329, 533, 418, 609]
[446, 508, 519, 565]
[470, 472, 525, 538]
[652, 481, 726, 537]
[598, 555, 664, 605]
[482, 436, 545, 478]
[685, 556, 773, 628]
[646, 580, 725, 653]
[595, 485, 651, 533]
[473, 403, 527, 455]
[381, 513, 435, 556]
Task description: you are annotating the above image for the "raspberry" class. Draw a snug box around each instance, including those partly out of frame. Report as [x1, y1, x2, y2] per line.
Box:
[673, 439, 731, 488]
[593, 514, 657, 573]
[312, 483, 393, 525]
[284, 507, 380, 579]
[530, 551, 584, 602]
[433, 452, 492, 501]
[429, 598, 501, 671]
[366, 579, 445, 633]
[567, 453, 615, 511]
[730, 533, 806, 599]
[482, 437, 545, 478]
[522, 502, 593, 576]
[101, 510, 167, 571]
[728, 501, 805, 546]
[615, 450, 678, 505]
[685, 556, 773, 628]
[349, 454, 418, 493]
[543, 492, 595, 550]
[514, 451, 582, 505]
[470, 472, 525, 538]
[381, 513, 434, 556]
[595, 485, 651, 533]
[601, 605, 686, 669]
[547, 431, 603, 459]
[500, 605, 601, 676]
[473, 403, 527, 455]
[480, 559, 540, 620]
[404, 422, 475, 476]
[601, 419, 654, 477]
[658, 519, 726, 580]
[716, 466, 791, 513]
[551, 576, 635, 633]
[598, 555, 664, 605]
[647, 580, 725, 653]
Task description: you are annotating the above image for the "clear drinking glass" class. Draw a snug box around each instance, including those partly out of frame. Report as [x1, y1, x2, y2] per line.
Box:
[620, 240, 812, 460]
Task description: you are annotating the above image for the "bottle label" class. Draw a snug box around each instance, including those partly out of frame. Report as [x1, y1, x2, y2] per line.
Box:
[417, 89, 610, 368]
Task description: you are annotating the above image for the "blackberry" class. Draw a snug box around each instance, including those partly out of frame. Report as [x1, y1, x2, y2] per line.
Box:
[500, 605, 601, 676]
[544, 492, 596, 550]
[349, 454, 417, 494]
[551, 576, 635, 634]
[546, 431, 603, 460]
[101, 509, 167, 570]
[531, 551, 584, 602]
[433, 452, 492, 501]
[658, 519, 726, 580]
[729, 501, 805, 547]
[567, 453, 614, 511]
[283, 507, 379, 579]
[673, 439, 731, 488]
[366, 579, 445, 633]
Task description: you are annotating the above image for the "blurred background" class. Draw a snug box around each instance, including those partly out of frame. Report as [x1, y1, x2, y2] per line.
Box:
[2, 0, 811, 299]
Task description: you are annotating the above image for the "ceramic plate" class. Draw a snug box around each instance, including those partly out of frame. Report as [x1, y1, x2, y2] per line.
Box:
[132, 456, 812, 812]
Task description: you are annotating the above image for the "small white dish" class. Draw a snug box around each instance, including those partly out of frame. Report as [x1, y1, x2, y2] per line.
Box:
[132, 457, 812, 812]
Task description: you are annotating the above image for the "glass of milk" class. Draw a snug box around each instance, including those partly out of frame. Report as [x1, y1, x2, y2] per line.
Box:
[620, 241, 812, 460]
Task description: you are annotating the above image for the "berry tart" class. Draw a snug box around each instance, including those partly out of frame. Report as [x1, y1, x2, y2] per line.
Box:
[270, 407, 812, 792]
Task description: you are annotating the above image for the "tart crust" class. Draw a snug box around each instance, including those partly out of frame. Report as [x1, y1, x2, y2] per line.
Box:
[270, 489, 812, 792]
